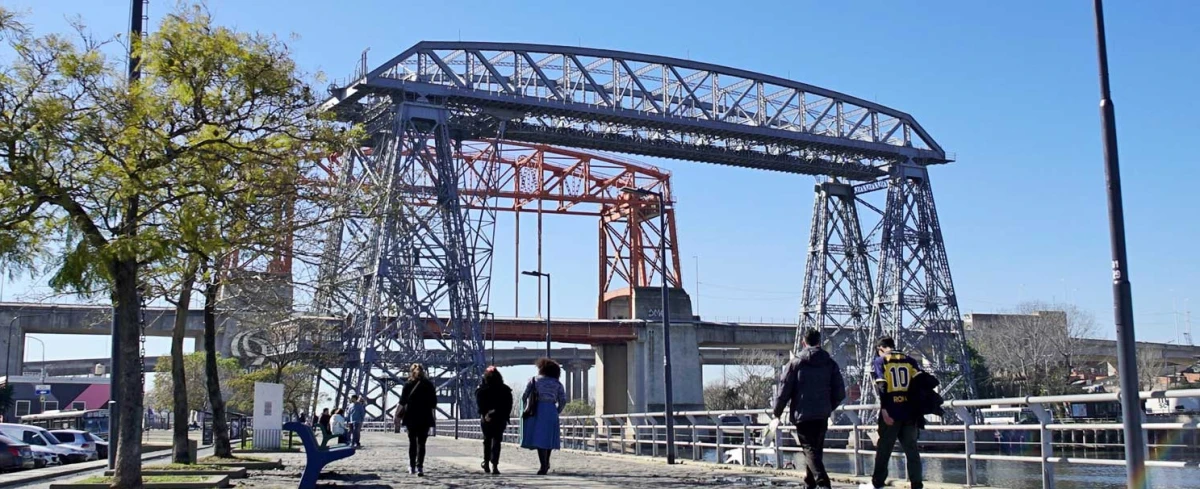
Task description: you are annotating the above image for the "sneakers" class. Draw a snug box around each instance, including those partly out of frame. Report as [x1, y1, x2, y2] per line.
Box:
[417, 466, 425, 477]
[408, 465, 416, 475]
[858, 484, 882, 489]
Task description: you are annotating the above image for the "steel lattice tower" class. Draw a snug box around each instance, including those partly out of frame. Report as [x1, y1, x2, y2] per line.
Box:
[320, 101, 486, 418]
[796, 180, 875, 398]
[869, 162, 974, 400]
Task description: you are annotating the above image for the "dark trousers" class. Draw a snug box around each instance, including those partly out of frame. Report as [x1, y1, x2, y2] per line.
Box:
[408, 431, 429, 468]
[536, 448, 552, 472]
[872, 419, 922, 489]
[482, 422, 506, 464]
[794, 419, 831, 489]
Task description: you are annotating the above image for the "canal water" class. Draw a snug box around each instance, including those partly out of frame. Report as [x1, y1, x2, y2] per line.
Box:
[698, 449, 1200, 489]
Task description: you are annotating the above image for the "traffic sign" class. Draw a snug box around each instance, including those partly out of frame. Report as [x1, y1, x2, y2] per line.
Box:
[34, 384, 50, 395]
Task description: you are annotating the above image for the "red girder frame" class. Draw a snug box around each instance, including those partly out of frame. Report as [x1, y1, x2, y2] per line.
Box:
[455, 140, 682, 319]
[248, 141, 683, 317]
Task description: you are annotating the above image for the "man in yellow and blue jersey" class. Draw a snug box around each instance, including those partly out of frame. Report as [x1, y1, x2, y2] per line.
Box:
[862, 337, 923, 489]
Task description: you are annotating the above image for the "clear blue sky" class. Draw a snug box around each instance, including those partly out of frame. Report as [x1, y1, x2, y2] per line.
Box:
[4, 1, 1198, 378]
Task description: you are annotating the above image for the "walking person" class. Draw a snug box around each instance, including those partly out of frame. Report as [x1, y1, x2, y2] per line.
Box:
[476, 366, 514, 474]
[330, 408, 348, 445]
[861, 337, 925, 489]
[348, 395, 367, 447]
[773, 328, 846, 489]
[520, 358, 567, 475]
[399, 363, 437, 477]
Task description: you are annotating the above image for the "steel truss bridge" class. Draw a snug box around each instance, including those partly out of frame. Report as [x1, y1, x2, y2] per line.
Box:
[313, 41, 971, 417]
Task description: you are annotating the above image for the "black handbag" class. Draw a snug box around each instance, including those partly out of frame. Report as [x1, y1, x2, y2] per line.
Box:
[521, 378, 538, 419]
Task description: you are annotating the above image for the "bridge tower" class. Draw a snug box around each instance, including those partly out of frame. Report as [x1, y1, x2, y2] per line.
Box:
[869, 162, 974, 400]
[797, 179, 876, 400]
[315, 100, 486, 418]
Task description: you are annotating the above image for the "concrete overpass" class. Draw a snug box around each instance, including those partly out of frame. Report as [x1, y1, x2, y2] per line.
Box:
[1, 301, 798, 414]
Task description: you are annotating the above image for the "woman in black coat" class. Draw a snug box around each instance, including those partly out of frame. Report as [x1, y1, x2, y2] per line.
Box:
[398, 363, 437, 476]
[475, 366, 513, 474]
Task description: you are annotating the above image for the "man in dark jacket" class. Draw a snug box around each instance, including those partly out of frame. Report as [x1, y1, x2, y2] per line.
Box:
[773, 328, 846, 489]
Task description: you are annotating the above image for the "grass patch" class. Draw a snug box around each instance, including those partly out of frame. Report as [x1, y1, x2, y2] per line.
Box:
[199, 455, 270, 463]
[145, 463, 229, 471]
[77, 475, 208, 483]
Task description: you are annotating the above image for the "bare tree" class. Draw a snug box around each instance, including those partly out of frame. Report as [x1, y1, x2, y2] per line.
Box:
[969, 301, 1096, 396]
[1136, 345, 1169, 391]
[702, 349, 788, 410]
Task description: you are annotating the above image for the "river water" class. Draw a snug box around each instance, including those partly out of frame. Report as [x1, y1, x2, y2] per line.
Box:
[696, 449, 1200, 489]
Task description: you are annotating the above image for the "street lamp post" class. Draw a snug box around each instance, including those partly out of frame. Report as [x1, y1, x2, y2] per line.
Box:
[620, 187, 675, 464]
[1092, 2, 1145, 488]
[520, 271, 552, 358]
[25, 335, 46, 413]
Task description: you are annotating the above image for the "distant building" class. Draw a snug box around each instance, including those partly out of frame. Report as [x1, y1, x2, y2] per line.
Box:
[0, 375, 109, 418]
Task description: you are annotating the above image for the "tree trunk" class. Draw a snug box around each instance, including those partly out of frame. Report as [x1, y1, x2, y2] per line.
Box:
[170, 263, 198, 464]
[203, 279, 233, 458]
[110, 256, 143, 489]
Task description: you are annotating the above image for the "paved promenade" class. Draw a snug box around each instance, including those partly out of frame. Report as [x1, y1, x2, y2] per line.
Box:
[231, 432, 859, 488]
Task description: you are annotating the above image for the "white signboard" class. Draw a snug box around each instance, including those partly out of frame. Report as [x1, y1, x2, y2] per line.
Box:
[34, 384, 51, 395]
[253, 382, 284, 450]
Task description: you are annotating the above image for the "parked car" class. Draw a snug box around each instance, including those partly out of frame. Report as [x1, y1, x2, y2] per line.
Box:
[28, 448, 57, 468]
[0, 424, 90, 464]
[0, 435, 34, 471]
[48, 430, 99, 462]
[84, 432, 107, 460]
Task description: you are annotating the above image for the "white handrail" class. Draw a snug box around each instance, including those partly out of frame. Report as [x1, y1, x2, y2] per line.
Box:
[436, 388, 1200, 489]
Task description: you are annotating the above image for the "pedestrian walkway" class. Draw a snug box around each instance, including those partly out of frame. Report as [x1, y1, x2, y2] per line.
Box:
[230, 432, 861, 488]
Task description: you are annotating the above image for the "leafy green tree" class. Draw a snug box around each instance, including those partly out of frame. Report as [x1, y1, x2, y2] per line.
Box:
[0, 4, 352, 481]
[146, 352, 242, 413]
[0, 384, 14, 418]
[227, 364, 318, 417]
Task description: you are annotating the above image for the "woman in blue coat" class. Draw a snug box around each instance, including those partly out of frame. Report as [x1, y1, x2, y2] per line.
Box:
[520, 358, 567, 475]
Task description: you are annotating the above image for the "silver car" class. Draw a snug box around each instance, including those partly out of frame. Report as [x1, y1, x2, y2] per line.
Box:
[48, 430, 99, 462]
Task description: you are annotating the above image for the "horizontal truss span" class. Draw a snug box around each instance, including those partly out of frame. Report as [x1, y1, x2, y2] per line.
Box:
[324, 42, 948, 180]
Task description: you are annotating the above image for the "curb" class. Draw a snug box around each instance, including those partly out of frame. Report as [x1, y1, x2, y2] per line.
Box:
[0, 445, 215, 488]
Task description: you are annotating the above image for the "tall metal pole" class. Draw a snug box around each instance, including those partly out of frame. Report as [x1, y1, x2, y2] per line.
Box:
[5, 316, 19, 379]
[112, 0, 144, 469]
[656, 192, 675, 464]
[1092, 2, 1145, 488]
[693, 255, 700, 317]
[545, 274, 552, 359]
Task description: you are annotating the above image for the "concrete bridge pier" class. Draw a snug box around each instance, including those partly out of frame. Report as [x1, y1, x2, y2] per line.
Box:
[595, 286, 704, 415]
[562, 363, 590, 403]
[0, 310, 26, 377]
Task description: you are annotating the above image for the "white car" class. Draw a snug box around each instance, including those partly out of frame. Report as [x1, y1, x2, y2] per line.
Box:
[48, 430, 99, 462]
[0, 424, 90, 464]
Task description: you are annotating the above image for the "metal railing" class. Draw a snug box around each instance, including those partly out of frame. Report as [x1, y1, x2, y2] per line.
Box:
[438, 389, 1200, 489]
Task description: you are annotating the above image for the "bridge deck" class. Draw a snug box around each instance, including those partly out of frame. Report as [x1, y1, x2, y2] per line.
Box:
[232, 432, 873, 488]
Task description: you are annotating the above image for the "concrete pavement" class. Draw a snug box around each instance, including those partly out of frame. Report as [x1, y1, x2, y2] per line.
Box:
[227, 432, 860, 488]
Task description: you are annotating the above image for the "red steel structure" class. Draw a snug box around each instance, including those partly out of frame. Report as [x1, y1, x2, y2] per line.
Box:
[455, 140, 682, 319]
[261, 141, 683, 319]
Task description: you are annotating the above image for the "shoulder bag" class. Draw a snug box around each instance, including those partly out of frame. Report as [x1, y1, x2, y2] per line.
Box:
[521, 378, 539, 419]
